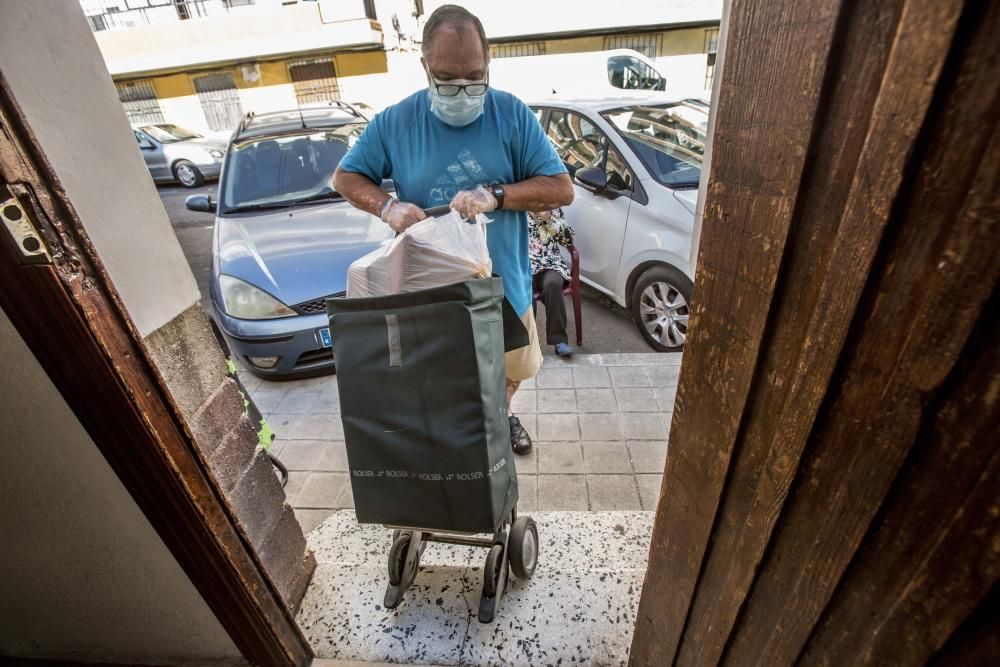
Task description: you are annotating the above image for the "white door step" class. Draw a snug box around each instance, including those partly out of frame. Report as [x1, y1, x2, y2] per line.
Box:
[297, 511, 654, 666]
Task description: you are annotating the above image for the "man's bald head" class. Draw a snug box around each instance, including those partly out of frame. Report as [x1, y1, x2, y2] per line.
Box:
[421, 4, 490, 79]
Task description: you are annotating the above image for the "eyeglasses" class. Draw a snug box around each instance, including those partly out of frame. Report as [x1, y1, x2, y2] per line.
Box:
[426, 67, 489, 97]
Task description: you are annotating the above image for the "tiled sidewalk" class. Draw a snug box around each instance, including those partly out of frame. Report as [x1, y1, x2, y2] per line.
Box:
[244, 353, 679, 532]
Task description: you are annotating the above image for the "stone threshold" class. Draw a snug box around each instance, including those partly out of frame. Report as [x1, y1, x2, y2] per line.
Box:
[297, 511, 653, 666]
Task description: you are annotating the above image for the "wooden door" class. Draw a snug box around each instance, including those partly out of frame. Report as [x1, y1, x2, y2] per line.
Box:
[629, 0, 1000, 664]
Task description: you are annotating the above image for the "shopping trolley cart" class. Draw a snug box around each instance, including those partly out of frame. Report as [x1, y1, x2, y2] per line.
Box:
[327, 270, 538, 623]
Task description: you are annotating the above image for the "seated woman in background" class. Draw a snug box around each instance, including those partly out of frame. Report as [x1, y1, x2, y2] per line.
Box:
[529, 208, 575, 357]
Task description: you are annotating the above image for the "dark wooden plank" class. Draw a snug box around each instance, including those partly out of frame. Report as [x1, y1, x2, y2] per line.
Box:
[796, 3, 1000, 660]
[719, 1, 995, 662]
[927, 583, 1000, 667]
[857, 447, 1000, 665]
[675, 0, 907, 661]
[798, 294, 999, 664]
[0, 75, 311, 666]
[857, 440, 1000, 666]
[628, 2, 845, 663]
[682, 0, 998, 662]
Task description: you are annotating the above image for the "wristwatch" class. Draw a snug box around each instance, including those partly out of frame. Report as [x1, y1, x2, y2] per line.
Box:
[490, 184, 505, 210]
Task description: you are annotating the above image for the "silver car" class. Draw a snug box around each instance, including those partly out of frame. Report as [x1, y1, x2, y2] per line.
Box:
[184, 104, 394, 379]
[530, 95, 705, 351]
[133, 123, 227, 188]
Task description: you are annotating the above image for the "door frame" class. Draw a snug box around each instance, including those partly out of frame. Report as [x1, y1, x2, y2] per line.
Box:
[0, 72, 311, 666]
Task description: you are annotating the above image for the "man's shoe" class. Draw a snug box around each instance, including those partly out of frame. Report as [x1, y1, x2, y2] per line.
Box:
[555, 342, 574, 357]
[508, 415, 533, 455]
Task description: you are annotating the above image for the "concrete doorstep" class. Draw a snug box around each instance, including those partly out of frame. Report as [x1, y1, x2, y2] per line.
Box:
[297, 510, 654, 666]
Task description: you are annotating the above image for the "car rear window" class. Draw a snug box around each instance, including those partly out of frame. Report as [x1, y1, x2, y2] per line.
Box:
[220, 123, 366, 212]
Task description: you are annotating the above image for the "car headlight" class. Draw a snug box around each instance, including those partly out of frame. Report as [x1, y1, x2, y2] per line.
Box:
[208, 148, 225, 159]
[218, 274, 296, 319]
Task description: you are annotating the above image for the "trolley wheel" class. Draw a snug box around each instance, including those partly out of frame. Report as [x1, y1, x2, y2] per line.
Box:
[482, 543, 505, 599]
[392, 529, 426, 556]
[509, 516, 539, 580]
[388, 533, 417, 587]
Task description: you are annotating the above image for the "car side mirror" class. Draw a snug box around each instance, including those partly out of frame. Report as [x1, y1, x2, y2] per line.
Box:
[139, 140, 156, 151]
[185, 194, 216, 213]
[575, 167, 608, 193]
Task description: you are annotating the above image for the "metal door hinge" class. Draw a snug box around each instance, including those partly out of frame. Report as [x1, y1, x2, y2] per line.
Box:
[1, 195, 51, 263]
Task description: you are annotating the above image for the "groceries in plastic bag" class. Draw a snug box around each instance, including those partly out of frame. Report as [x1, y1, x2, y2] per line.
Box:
[347, 209, 492, 298]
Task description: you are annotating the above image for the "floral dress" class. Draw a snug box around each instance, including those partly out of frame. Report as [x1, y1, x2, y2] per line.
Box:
[528, 208, 575, 281]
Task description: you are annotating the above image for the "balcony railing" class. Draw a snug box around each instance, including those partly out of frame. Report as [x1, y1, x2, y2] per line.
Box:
[81, 0, 378, 33]
[81, 0, 258, 32]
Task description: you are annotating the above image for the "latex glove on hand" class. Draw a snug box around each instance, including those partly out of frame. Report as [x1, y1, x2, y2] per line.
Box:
[450, 186, 498, 220]
[381, 199, 427, 234]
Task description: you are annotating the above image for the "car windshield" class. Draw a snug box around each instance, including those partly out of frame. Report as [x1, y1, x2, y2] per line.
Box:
[601, 102, 707, 187]
[220, 124, 365, 212]
[140, 124, 201, 143]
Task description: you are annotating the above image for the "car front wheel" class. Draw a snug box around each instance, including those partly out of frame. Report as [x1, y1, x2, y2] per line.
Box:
[632, 265, 692, 352]
[173, 160, 204, 188]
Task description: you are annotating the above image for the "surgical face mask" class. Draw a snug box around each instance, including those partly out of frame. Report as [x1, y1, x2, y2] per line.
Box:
[426, 70, 488, 127]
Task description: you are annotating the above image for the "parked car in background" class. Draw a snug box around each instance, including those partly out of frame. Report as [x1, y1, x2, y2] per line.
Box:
[530, 95, 708, 351]
[491, 49, 667, 100]
[184, 102, 393, 378]
[133, 123, 228, 188]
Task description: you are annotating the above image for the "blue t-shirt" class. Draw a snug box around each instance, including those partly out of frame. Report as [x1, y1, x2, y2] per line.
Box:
[338, 88, 567, 316]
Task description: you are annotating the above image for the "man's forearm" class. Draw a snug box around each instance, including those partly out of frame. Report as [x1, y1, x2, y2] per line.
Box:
[501, 174, 574, 212]
[333, 167, 391, 218]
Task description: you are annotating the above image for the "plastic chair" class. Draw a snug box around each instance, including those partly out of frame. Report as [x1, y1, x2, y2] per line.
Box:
[532, 244, 583, 346]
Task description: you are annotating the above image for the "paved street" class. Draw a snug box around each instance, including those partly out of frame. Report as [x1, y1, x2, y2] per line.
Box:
[239, 352, 678, 532]
[157, 183, 653, 355]
[157, 183, 678, 531]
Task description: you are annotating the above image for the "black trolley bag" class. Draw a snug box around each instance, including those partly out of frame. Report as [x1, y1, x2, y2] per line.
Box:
[327, 276, 540, 622]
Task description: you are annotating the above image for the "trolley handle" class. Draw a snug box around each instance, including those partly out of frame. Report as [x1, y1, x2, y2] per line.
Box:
[423, 205, 452, 217]
[423, 204, 484, 225]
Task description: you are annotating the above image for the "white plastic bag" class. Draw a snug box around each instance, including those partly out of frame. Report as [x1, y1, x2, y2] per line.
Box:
[347, 210, 492, 298]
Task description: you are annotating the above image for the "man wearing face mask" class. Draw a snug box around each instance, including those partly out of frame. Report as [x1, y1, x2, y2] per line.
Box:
[334, 4, 574, 456]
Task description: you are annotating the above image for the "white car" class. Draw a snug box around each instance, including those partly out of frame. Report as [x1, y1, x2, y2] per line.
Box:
[491, 49, 667, 99]
[529, 95, 706, 351]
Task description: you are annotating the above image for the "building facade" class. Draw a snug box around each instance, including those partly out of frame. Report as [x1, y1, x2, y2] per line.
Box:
[458, 0, 722, 94]
[81, 0, 721, 134]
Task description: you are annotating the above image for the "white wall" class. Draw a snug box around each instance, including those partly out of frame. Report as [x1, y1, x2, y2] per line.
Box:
[0, 0, 200, 337]
[95, 2, 381, 77]
[339, 51, 427, 110]
[0, 309, 244, 665]
[656, 54, 711, 98]
[237, 83, 299, 117]
[159, 94, 213, 135]
[421, 0, 723, 39]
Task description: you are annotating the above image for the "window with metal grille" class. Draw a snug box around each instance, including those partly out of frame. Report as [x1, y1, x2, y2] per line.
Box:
[87, 13, 108, 32]
[193, 72, 244, 132]
[489, 42, 546, 59]
[288, 58, 341, 105]
[115, 80, 166, 124]
[705, 28, 720, 90]
[603, 33, 662, 60]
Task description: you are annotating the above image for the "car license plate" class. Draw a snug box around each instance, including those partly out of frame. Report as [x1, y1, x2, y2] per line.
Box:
[318, 327, 332, 348]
